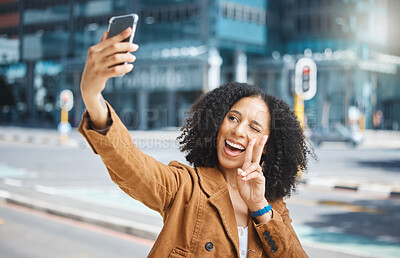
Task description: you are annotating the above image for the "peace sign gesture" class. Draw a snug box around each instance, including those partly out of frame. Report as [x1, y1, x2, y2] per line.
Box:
[236, 135, 269, 212]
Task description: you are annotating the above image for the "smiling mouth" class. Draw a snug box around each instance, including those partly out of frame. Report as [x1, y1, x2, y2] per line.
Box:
[224, 140, 245, 156]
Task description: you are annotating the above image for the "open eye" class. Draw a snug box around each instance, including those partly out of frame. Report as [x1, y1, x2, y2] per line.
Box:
[228, 115, 239, 123]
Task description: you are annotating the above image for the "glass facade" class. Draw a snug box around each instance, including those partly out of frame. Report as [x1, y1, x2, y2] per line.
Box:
[251, 0, 400, 130]
[215, 0, 267, 49]
[0, 0, 399, 130]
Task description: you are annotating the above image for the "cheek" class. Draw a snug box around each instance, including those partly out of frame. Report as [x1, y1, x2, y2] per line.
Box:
[217, 126, 226, 146]
[219, 119, 231, 134]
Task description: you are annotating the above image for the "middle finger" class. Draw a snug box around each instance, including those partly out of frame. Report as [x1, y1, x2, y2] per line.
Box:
[243, 138, 256, 169]
[103, 52, 136, 68]
[101, 42, 139, 59]
[241, 162, 263, 177]
[253, 135, 268, 164]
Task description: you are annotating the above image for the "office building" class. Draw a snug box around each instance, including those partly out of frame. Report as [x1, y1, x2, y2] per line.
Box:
[251, 0, 400, 130]
[0, 0, 399, 130]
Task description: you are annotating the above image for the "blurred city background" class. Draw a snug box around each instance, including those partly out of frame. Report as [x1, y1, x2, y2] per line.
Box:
[0, 0, 400, 257]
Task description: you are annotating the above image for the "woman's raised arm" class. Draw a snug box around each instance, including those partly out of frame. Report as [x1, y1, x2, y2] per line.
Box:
[80, 27, 138, 130]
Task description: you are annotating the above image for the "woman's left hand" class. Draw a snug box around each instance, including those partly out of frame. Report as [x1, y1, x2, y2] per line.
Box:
[236, 135, 269, 212]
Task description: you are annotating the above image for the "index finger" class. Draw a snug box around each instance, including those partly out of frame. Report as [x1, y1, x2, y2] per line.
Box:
[91, 27, 132, 53]
[254, 135, 268, 164]
[100, 31, 108, 42]
[243, 138, 256, 168]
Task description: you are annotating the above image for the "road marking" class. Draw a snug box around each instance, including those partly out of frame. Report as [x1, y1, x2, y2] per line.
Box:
[3, 178, 22, 187]
[0, 201, 155, 246]
[3, 192, 161, 238]
[0, 164, 27, 178]
[34, 185, 57, 195]
[287, 198, 385, 214]
[358, 183, 392, 198]
[318, 200, 385, 214]
[286, 197, 319, 206]
[0, 190, 10, 198]
[306, 178, 336, 189]
[55, 187, 161, 218]
[31, 185, 161, 218]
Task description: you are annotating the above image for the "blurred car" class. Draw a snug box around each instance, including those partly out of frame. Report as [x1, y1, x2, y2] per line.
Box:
[310, 123, 364, 147]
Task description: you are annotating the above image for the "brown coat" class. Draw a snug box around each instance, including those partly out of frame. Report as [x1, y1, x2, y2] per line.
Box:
[78, 102, 308, 257]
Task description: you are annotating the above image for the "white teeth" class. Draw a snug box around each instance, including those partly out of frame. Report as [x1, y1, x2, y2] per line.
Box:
[226, 140, 245, 150]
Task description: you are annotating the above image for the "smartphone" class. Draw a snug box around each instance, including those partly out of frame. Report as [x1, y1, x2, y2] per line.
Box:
[107, 13, 138, 42]
[107, 14, 139, 69]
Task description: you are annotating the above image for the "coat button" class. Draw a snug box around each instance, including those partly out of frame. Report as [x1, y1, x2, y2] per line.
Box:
[271, 245, 278, 253]
[265, 235, 272, 242]
[262, 231, 270, 237]
[205, 242, 214, 251]
[268, 240, 275, 247]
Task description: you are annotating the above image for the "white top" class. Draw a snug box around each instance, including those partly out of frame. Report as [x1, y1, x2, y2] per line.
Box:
[238, 226, 248, 258]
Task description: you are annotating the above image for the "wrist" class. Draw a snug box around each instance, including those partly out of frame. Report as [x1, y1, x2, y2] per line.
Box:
[248, 199, 269, 213]
[251, 203, 272, 219]
[81, 87, 101, 102]
[253, 207, 273, 224]
[82, 93, 109, 129]
[82, 92, 104, 109]
[80, 79, 106, 100]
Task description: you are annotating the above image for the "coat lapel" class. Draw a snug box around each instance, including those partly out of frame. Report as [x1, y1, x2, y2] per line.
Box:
[197, 166, 240, 256]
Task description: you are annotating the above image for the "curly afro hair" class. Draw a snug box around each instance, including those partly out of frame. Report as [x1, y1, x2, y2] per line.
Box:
[178, 82, 312, 202]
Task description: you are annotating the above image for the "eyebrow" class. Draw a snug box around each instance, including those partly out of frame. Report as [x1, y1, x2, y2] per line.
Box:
[229, 110, 265, 130]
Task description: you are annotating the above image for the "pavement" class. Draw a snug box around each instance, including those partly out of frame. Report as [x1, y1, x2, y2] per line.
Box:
[0, 125, 400, 257]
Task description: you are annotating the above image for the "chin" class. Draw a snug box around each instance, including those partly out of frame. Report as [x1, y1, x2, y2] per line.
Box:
[218, 158, 242, 170]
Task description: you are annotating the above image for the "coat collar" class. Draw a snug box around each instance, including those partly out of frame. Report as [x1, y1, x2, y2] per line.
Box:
[196, 166, 240, 255]
[196, 165, 226, 198]
[196, 165, 286, 257]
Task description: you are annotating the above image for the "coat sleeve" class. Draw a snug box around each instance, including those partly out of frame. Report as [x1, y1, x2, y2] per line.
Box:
[78, 101, 191, 216]
[253, 199, 308, 257]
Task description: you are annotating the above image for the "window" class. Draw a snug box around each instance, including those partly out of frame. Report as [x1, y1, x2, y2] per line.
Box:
[297, 16, 301, 34]
[24, 4, 70, 25]
[234, 5, 242, 20]
[219, 2, 266, 26]
[141, 4, 200, 24]
[243, 6, 251, 22]
[226, 3, 234, 19]
[317, 15, 322, 33]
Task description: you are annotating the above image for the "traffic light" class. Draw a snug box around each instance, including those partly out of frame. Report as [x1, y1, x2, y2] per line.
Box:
[302, 65, 310, 92]
[294, 58, 317, 129]
[59, 90, 74, 111]
[295, 58, 317, 100]
[58, 90, 74, 143]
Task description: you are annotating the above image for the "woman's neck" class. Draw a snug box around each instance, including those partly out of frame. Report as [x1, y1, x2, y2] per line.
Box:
[218, 164, 249, 228]
[218, 165, 239, 189]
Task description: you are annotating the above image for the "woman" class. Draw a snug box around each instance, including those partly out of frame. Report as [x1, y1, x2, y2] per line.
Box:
[79, 27, 310, 257]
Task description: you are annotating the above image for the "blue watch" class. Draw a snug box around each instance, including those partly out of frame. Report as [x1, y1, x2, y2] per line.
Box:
[251, 204, 272, 218]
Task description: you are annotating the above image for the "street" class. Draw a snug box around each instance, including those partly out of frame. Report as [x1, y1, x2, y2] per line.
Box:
[0, 201, 152, 257]
[0, 136, 400, 257]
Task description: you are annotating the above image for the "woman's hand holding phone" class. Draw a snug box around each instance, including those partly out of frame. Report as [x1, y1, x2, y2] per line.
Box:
[80, 27, 139, 129]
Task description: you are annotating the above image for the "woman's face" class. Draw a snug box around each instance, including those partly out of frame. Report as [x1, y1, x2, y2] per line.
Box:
[217, 96, 270, 170]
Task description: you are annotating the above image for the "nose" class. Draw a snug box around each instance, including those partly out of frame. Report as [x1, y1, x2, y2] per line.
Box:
[232, 122, 246, 138]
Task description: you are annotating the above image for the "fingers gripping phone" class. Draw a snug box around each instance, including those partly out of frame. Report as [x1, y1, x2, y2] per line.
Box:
[107, 13, 139, 68]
